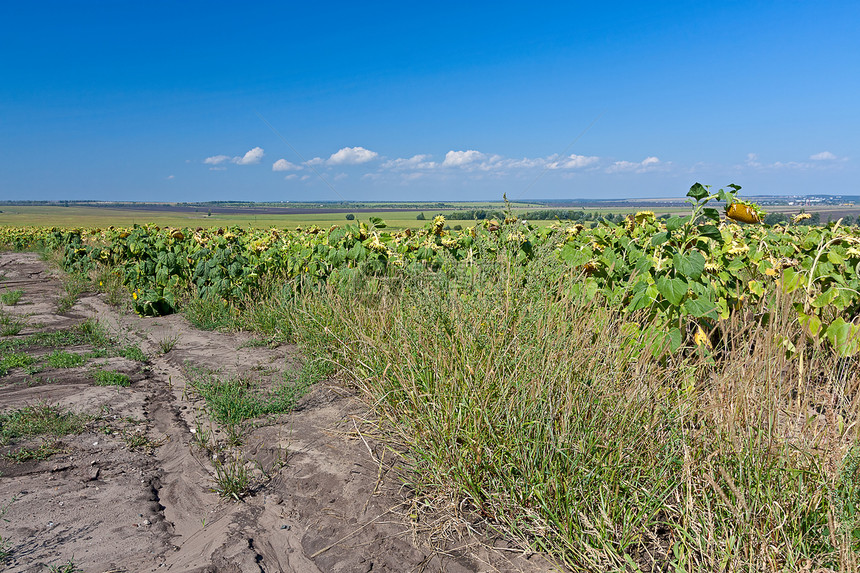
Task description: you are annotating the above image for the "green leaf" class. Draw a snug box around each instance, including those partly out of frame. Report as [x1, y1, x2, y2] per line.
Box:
[827, 250, 845, 266]
[825, 317, 860, 357]
[667, 327, 683, 353]
[812, 287, 837, 308]
[683, 297, 718, 319]
[656, 276, 688, 306]
[698, 224, 723, 243]
[673, 251, 706, 280]
[687, 183, 709, 202]
[780, 267, 804, 293]
[798, 312, 823, 337]
[666, 216, 687, 232]
[651, 232, 669, 246]
[702, 208, 721, 223]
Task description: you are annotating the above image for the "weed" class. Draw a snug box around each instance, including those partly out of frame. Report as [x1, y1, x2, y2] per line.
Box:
[91, 368, 130, 387]
[0, 289, 23, 305]
[0, 495, 16, 561]
[183, 295, 238, 331]
[118, 344, 147, 362]
[47, 559, 83, 573]
[45, 350, 86, 369]
[0, 311, 27, 336]
[211, 454, 252, 501]
[91, 266, 127, 307]
[0, 404, 90, 446]
[0, 352, 36, 376]
[157, 333, 180, 354]
[3, 439, 63, 462]
[185, 366, 309, 429]
[190, 417, 214, 452]
[121, 428, 166, 453]
[57, 274, 88, 313]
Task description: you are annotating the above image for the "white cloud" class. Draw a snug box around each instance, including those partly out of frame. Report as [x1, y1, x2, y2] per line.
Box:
[327, 146, 378, 165]
[232, 147, 264, 165]
[606, 157, 662, 174]
[209, 166, 227, 171]
[546, 154, 600, 170]
[381, 154, 438, 170]
[442, 150, 485, 167]
[306, 157, 325, 166]
[204, 155, 230, 165]
[283, 174, 298, 180]
[810, 151, 837, 161]
[272, 159, 301, 171]
[166, 175, 175, 180]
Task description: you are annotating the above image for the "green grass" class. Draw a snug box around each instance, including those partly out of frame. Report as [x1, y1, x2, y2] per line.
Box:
[44, 350, 86, 369]
[0, 403, 90, 446]
[91, 368, 130, 387]
[0, 352, 36, 376]
[0, 320, 144, 363]
[185, 360, 321, 444]
[0, 311, 27, 336]
[3, 439, 64, 462]
[57, 274, 88, 312]
[182, 294, 238, 331]
[276, 250, 860, 571]
[0, 289, 23, 305]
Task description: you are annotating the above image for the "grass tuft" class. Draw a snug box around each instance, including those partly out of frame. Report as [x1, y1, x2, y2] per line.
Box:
[0, 403, 90, 446]
[0, 289, 23, 305]
[91, 368, 130, 387]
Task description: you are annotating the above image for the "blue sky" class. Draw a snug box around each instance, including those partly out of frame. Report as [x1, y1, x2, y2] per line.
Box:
[1, 1, 858, 202]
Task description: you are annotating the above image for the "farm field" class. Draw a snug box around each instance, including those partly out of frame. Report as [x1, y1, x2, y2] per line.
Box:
[0, 202, 696, 231]
[1, 184, 859, 571]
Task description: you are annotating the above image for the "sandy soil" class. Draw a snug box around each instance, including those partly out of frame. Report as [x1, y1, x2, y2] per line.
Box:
[0, 252, 560, 573]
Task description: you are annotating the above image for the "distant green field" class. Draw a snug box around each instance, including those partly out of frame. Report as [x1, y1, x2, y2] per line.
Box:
[0, 204, 688, 230]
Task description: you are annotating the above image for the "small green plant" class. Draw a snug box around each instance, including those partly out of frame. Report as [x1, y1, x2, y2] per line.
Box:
[0, 352, 36, 376]
[211, 454, 252, 501]
[183, 295, 238, 331]
[157, 333, 180, 354]
[91, 368, 130, 387]
[57, 274, 89, 313]
[0, 404, 90, 446]
[0, 312, 27, 336]
[0, 495, 16, 560]
[0, 290, 23, 305]
[45, 350, 86, 369]
[118, 345, 147, 362]
[121, 428, 165, 453]
[47, 558, 83, 573]
[4, 439, 63, 462]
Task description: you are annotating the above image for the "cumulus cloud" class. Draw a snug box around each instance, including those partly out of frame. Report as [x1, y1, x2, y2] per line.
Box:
[810, 151, 837, 161]
[272, 159, 301, 171]
[327, 146, 378, 165]
[546, 154, 600, 170]
[233, 147, 264, 165]
[442, 150, 485, 167]
[166, 175, 175, 180]
[204, 155, 230, 165]
[381, 154, 438, 170]
[606, 157, 662, 174]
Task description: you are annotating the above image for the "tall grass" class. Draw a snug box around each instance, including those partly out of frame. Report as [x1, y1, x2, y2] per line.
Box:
[280, 248, 859, 571]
